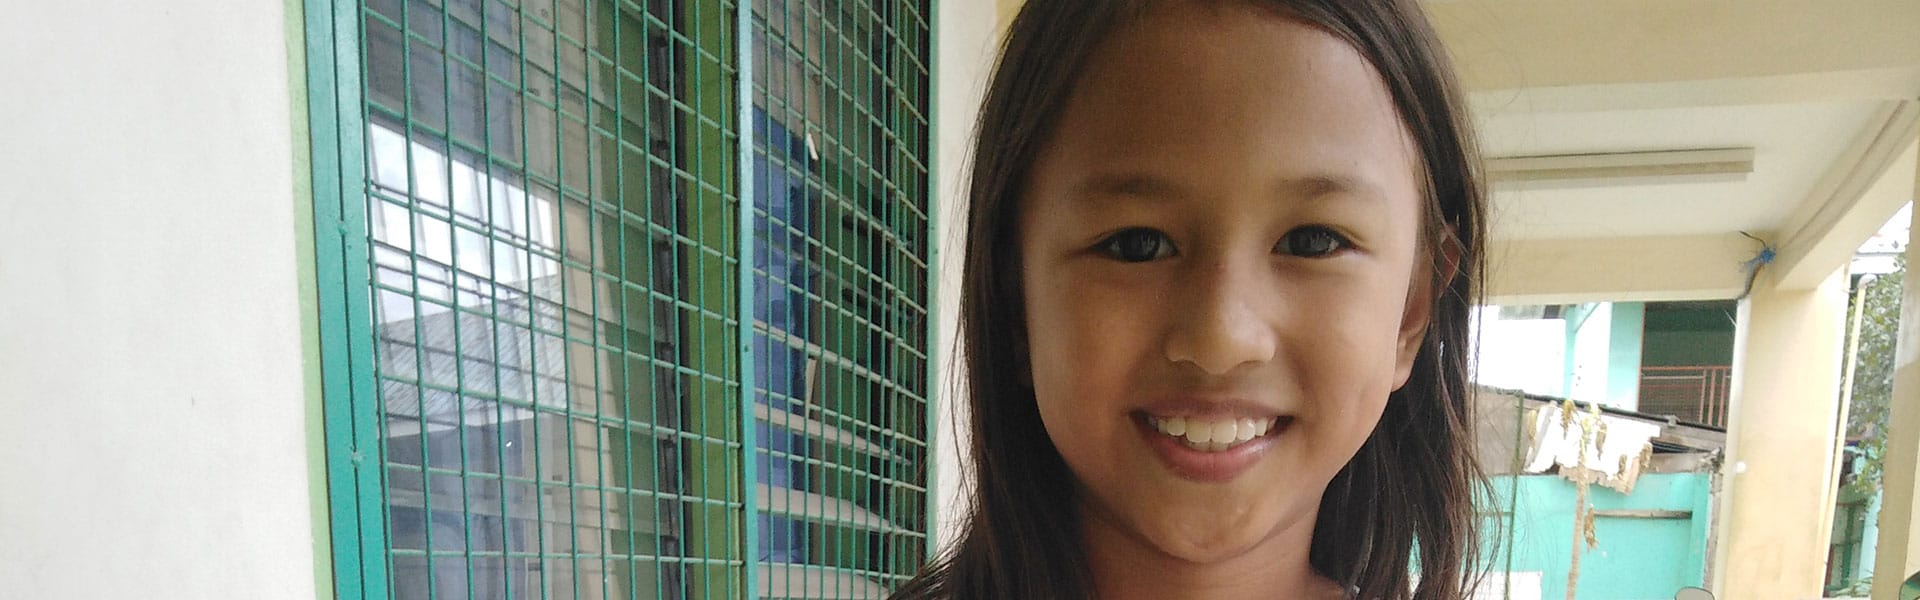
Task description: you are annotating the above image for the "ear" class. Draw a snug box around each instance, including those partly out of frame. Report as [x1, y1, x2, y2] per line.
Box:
[1393, 229, 1461, 391]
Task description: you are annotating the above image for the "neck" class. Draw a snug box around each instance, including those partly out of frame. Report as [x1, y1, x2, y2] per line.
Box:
[1080, 509, 1344, 600]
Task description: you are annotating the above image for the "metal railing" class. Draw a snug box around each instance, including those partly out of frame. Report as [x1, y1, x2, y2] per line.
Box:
[1638, 365, 1733, 428]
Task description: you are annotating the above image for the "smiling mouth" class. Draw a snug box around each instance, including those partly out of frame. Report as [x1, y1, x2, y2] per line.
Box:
[1144, 415, 1289, 452]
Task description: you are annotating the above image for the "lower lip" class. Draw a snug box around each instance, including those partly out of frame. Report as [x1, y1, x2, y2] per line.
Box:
[1134, 414, 1290, 483]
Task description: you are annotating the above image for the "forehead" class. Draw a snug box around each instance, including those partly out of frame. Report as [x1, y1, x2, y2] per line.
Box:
[1030, 1, 1420, 209]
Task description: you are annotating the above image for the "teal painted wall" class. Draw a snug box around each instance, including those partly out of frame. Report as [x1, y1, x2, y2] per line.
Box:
[1485, 473, 1712, 600]
[1857, 490, 1881, 586]
[1563, 303, 1601, 403]
[1560, 302, 1642, 409]
[1828, 457, 1882, 592]
[1607, 302, 1645, 410]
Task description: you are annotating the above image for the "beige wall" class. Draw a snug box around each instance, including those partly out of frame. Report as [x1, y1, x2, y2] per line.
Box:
[0, 1, 321, 598]
[932, 0, 1003, 553]
[1873, 165, 1920, 599]
[997, 0, 1024, 27]
[1713, 269, 1849, 599]
[1879, 360, 1920, 598]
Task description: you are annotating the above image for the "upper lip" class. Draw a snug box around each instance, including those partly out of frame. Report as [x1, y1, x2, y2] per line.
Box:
[1136, 396, 1290, 420]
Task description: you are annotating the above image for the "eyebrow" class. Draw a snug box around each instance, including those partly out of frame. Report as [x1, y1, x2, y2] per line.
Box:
[1071, 172, 1384, 206]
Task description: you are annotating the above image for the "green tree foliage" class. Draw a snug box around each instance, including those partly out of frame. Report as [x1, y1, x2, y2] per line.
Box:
[1844, 256, 1904, 499]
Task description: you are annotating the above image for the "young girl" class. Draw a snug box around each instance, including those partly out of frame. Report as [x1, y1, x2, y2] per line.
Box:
[898, 1, 1486, 598]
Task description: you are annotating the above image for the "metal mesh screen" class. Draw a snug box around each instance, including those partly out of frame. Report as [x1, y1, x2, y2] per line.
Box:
[744, 0, 932, 596]
[305, 0, 933, 597]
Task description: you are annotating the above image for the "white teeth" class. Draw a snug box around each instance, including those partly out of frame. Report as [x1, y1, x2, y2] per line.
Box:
[1183, 425, 1209, 445]
[1150, 416, 1280, 452]
[1163, 416, 1187, 436]
[1210, 421, 1237, 445]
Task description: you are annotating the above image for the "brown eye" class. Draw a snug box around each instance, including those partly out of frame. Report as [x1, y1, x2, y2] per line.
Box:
[1276, 226, 1350, 258]
[1098, 228, 1177, 262]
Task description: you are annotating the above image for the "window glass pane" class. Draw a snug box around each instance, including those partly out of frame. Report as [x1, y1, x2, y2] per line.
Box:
[363, 0, 723, 597]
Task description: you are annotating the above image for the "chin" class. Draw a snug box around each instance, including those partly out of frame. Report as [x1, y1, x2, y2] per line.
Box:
[1137, 510, 1280, 564]
[1155, 533, 1272, 566]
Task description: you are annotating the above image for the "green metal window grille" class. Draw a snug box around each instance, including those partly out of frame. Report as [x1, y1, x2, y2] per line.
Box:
[303, 0, 935, 597]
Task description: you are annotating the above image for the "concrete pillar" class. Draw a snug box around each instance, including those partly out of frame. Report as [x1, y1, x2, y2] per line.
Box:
[1713, 268, 1849, 600]
[1873, 196, 1920, 599]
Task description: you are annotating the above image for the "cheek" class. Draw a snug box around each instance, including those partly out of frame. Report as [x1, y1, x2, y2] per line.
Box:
[1288, 277, 1412, 421]
[1022, 269, 1159, 455]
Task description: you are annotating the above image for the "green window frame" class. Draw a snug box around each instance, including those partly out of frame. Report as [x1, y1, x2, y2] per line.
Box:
[303, 0, 937, 597]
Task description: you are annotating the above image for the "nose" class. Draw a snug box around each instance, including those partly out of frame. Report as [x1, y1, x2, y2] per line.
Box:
[1162, 255, 1278, 376]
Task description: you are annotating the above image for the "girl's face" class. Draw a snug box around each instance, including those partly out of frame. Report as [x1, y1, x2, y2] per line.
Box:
[1019, 2, 1433, 572]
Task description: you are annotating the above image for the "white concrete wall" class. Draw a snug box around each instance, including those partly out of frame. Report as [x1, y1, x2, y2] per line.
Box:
[1471, 307, 1567, 398]
[931, 0, 1001, 554]
[0, 2, 321, 598]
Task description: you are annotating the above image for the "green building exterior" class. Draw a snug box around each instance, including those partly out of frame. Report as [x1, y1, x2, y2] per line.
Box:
[1485, 473, 1714, 600]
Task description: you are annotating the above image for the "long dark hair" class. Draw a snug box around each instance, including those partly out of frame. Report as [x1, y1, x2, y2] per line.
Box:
[894, 1, 1488, 598]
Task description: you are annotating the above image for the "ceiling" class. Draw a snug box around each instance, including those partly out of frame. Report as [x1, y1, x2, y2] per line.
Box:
[1477, 101, 1884, 240]
[1427, 0, 1920, 301]
[988, 0, 1920, 302]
